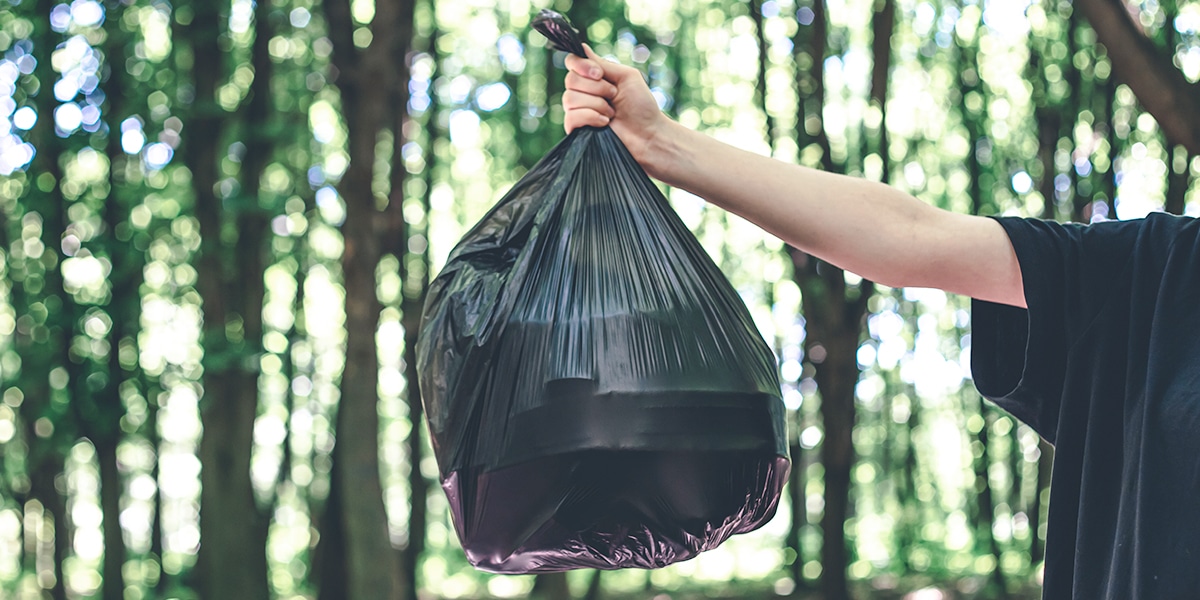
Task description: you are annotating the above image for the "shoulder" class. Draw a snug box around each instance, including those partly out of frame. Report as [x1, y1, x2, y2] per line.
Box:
[992, 212, 1193, 257]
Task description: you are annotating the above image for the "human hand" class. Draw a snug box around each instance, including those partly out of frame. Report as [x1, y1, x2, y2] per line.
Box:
[563, 45, 673, 176]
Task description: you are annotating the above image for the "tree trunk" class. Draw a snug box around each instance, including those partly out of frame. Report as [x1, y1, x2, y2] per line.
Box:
[1029, 439, 1054, 563]
[804, 0, 835, 172]
[788, 0, 891, 596]
[533, 572, 572, 600]
[958, 8, 987, 216]
[317, 457, 350, 600]
[898, 384, 921, 572]
[398, 18, 437, 599]
[148, 390, 167, 594]
[1104, 78, 1120, 215]
[23, 1, 73, 595]
[1165, 146, 1191, 215]
[584, 570, 603, 600]
[97, 5, 140, 593]
[750, 0, 775, 146]
[786, 434, 807, 586]
[1036, 103, 1061, 221]
[1064, 11, 1081, 217]
[95, 437, 127, 600]
[972, 399, 1008, 598]
[869, 0, 895, 183]
[319, 0, 416, 596]
[1008, 422, 1024, 530]
[791, 252, 872, 600]
[31, 458, 70, 600]
[791, 2, 873, 597]
[183, 0, 272, 596]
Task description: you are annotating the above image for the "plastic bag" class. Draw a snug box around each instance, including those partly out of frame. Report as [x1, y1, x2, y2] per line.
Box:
[416, 10, 790, 573]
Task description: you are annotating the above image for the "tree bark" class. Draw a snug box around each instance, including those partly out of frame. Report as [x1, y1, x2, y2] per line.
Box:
[898, 384, 921, 572]
[148, 390, 167, 593]
[791, 3, 873, 597]
[805, 0, 836, 172]
[1165, 146, 1192, 215]
[1008, 422, 1024, 533]
[750, 0, 775, 146]
[95, 437, 126, 600]
[786, 434, 807, 586]
[184, 0, 271, 596]
[532, 572, 572, 600]
[399, 19, 437, 600]
[319, 0, 416, 596]
[958, 10, 987, 216]
[1036, 103, 1061, 221]
[972, 399, 1008, 598]
[1029, 439, 1054, 563]
[96, 4, 142, 594]
[869, 0, 894, 183]
[31, 459, 70, 600]
[23, 1, 73, 595]
[790, 251, 872, 600]
[584, 570, 603, 600]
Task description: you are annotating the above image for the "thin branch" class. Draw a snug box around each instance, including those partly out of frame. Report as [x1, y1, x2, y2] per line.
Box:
[1075, 0, 1200, 152]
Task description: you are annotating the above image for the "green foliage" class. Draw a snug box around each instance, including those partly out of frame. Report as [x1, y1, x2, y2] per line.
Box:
[0, 0, 1193, 598]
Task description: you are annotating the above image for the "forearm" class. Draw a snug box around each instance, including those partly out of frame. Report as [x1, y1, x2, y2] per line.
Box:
[645, 120, 1024, 306]
[560, 50, 1024, 307]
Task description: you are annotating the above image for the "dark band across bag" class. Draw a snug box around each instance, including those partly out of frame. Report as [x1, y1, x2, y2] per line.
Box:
[416, 11, 790, 573]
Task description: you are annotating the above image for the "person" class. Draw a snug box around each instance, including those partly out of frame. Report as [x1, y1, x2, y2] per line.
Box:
[562, 46, 1200, 600]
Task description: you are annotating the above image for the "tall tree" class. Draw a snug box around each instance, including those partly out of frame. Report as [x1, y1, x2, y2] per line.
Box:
[789, 260, 872, 600]
[17, 0, 76, 596]
[783, 0, 810, 587]
[1031, 47, 1061, 221]
[970, 399, 1008, 598]
[317, 0, 416, 596]
[1165, 144, 1192, 215]
[93, 1, 142, 595]
[790, 0, 879, 597]
[388, 4, 433, 600]
[749, 0, 774, 146]
[182, 0, 271, 595]
[868, 0, 895, 185]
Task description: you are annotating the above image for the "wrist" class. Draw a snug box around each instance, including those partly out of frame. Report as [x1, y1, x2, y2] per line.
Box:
[640, 118, 690, 185]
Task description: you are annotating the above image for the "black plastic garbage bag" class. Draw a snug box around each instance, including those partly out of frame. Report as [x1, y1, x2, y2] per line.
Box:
[415, 10, 789, 573]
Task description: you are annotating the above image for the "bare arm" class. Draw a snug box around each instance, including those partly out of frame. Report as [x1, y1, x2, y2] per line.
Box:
[563, 47, 1026, 308]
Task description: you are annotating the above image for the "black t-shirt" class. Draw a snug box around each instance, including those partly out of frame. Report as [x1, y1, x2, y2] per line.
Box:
[971, 212, 1200, 599]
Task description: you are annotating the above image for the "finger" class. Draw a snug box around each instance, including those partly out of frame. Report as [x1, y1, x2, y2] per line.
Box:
[562, 90, 614, 118]
[564, 52, 604, 80]
[564, 108, 610, 133]
[583, 43, 640, 84]
[565, 71, 618, 100]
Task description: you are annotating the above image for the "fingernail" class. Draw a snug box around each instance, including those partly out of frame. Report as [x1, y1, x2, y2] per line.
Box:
[589, 67, 602, 79]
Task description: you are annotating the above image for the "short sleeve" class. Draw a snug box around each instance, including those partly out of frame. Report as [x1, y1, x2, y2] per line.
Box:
[970, 216, 1146, 442]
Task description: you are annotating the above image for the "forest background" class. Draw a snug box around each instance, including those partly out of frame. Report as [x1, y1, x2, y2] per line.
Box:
[0, 0, 1197, 598]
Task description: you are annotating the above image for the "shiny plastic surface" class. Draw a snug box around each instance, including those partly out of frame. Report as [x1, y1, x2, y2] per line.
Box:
[414, 10, 789, 573]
